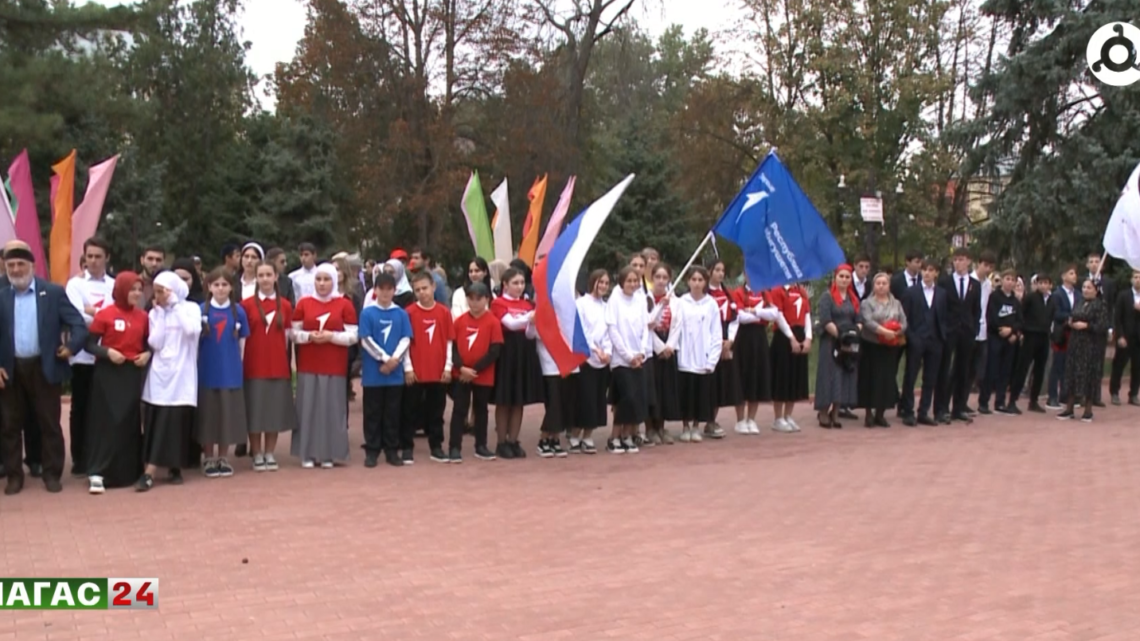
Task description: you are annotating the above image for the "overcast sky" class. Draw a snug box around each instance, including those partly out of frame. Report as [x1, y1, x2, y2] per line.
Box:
[87, 0, 743, 108]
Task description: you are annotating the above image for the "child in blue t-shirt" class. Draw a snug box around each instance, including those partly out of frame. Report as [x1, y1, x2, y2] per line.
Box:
[359, 273, 413, 468]
[198, 268, 251, 478]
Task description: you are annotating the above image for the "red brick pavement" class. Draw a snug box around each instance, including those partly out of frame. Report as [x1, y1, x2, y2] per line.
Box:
[2, 390, 1140, 640]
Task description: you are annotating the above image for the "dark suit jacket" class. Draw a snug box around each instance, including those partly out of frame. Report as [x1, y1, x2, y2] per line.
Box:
[903, 282, 950, 343]
[891, 270, 921, 302]
[937, 272, 982, 336]
[853, 277, 871, 302]
[0, 277, 88, 385]
[277, 273, 296, 306]
[1050, 285, 1076, 345]
[1113, 288, 1140, 339]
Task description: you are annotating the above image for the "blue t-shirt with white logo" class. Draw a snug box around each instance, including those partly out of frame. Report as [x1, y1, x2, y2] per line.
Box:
[199, 302, 250, 390]
[359, 304, 412, 387]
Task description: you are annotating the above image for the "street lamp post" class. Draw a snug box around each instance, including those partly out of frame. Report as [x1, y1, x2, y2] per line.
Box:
[892, 181, 904, 268]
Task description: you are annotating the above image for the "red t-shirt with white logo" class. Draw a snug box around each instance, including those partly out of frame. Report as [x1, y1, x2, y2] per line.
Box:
[405, 302, 454, 382]
[241, 296, 293, 380]
[293, 296, 358, 376]
[734, 288, 769, 326]
[453, 310, 504, 386]
[89, 305, 149, 360]
[768, 285, 810, 327]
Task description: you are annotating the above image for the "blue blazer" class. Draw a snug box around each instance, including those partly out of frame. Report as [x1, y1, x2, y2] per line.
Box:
[0, 277, 89, 385]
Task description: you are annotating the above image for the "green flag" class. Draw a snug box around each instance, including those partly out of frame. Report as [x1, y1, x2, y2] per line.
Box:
[461, 171, 495, 261]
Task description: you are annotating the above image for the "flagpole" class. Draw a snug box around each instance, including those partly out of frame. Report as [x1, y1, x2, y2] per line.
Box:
[1095, 251, 1108, 278]
[670, 231, 714, 293]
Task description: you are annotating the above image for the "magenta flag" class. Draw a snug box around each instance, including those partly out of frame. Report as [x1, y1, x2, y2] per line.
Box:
[70, 155, 119, 276]
[536, 176, 576, 259]
[7, 150, 48, 277]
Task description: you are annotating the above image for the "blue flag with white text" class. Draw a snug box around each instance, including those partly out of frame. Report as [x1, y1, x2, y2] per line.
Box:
[712, 151, 844, 291]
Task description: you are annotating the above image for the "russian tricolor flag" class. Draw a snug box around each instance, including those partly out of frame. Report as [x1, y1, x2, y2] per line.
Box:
[533, 174, 636, 376]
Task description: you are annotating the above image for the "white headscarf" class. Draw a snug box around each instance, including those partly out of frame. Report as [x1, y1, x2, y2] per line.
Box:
[313, 262, 341, 302]
[385, 258, 412, 296]
[242, 242, 265, 261]
[154, 270, 188, 306]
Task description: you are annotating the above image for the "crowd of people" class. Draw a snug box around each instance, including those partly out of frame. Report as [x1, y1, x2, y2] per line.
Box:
[0, 236, 1134, 496]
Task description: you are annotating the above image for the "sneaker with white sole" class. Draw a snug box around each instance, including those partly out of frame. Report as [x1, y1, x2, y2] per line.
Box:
[607, 438, 624, 454]
[679, 427, 692, 443]
[302, 459, 316, 469]
[734, 420, 750, 434]
[581, 438, 597, 454]
[622, 437, 640, 453]
[772, 418, 795, 433]
[747, 419, 761, 435]
[216, 458, 235, 477]
[264, 454, 279, 471]
[252, 454, 267, 472]
[690, 429, 703, 443]
[88, 475, 105, 495]
[786, 417, 802, 432]
[320, 461, 334, 469]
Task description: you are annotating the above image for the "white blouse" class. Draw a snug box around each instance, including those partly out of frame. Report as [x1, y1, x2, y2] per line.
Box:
[142, 298, 202, 407]
[451, 287, 469, 319]
[605, 290, 649, 369]
[668, 293, 723, 374]
[576, 295, 612, 369]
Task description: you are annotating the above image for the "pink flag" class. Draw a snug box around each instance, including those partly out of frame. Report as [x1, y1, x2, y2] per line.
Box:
[70, 155, 119, 276]
[536, 176, 576, 259]
[7, 150, 48, 278]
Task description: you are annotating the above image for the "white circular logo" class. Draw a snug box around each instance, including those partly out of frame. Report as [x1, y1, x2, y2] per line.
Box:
[1087, 22, 1140, 87]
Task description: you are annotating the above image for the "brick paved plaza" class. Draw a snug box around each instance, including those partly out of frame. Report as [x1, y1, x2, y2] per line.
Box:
[2, 388, 1139, 640]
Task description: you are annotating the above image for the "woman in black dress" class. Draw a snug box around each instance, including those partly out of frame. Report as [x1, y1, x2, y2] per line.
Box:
[1060, 278, 1110, 422]
[857, 273, 907, 427]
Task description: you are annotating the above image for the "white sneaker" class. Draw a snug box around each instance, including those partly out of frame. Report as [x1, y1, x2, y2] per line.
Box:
[734, 420, 750, 434]
[302, 459, 316, 469]
[320, 461, 334, 469]
[88, 475, 105, 495]
[786, 417, 802, 432]
[679, 427, 692, 443]
[264, 454, 278, 471]
[690, 429, 703, 443]
[747, 419, 761, 435]
[772, 418, 795, 433]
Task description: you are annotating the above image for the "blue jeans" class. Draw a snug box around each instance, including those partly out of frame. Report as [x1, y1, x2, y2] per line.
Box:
[1047, 350, 1067, 403]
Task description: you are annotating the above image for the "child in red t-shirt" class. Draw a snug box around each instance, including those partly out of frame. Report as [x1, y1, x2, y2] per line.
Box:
[401, 271, 454, 464]
[448, 282, 503, 462]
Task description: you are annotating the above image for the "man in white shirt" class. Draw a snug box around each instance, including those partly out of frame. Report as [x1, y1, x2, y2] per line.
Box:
[63, 237, 115, 477]
[1046, 265, 1079, 407]
[289, 242, 319, 300]
[968, 250, 996, 410]
[852, 254, 871, 301]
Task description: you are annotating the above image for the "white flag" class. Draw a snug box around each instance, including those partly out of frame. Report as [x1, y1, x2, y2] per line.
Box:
[1103, 161, 1140, 270]
[490, 179, 513, 264]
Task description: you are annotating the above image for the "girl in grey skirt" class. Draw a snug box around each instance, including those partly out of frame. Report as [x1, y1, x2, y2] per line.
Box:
[240, 262, 298, 472]
[197, 268, 251, 478]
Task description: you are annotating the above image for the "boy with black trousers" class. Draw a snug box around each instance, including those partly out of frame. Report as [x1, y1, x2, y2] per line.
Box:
[1008, 274, 1052, 413]
[1109, 270, 1140, 406]
[901, 261, 949, 427]
[979, 270, 1023, 414]
[448, 283, 503, 463]
[402, 271, 454, 464]
[359, 274, 413, 468]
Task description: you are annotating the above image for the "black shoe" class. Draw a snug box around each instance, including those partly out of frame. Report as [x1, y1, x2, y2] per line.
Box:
[964, 405, 977, 416]
[1028, 403, 1046, 414]
[874, 416, 891, 428]
[1001, 404, 1022, 416]
[839, 408, 858, 420]
[536, 439, 554, 458]
[1057, 410, 1074, 421]
[497, 442, 515, 460]
[1082, 411, 1094, 423]
[168, 469, 184, 485]
[917, 415, 937, 426]
[936, 413, 952, 425]
[429, 447, 448, 463]
[43, 477, 62, 493]
[448, 448, 463, 464]
[474, 445, 496, 461]
[1093, 400, 1106, 408]
[551, 439, 567, 457]
[977, 405, 992, 415]
[1130, 397, 1140, 407]
[364, 453, 379, 468]
[903, 416, 917, 427]
[864, 413, 875, 428]
[510, 441, 526, 459]
[28, 463, 43, 478]
[951, 412, 973, 424]
[235, 443, 249, 457]
[134, 474, 154, 492]
[385, 451, 403, 467]
[4, 477, 23, 495]
[401, 449, 415, 465]
[1111, 394, 1122, 406]
[70, 465, 86, 479]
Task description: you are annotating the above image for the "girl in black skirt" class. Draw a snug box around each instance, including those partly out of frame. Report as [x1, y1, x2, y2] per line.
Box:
[628, 252, 657, 445]
[768, 282, 813, 433]
[606, 266, 650, 454]
[491, 268, 543, 459]
[732, 275, 778, 434]
[668, 267, 722, 442]
[707, 261, 740, 438]
[648, 264, 681, 444]
[571, 269, 612, 454]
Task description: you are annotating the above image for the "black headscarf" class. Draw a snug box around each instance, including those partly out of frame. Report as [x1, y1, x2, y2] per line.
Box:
[171, 257, 205, 304]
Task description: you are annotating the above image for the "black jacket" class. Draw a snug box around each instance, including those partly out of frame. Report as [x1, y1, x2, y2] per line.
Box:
[891, 270, 922, 302]
[1020, 290, 1051, 334]
[986, 289, 1022, 336]
[1113, 288, 1140, 339]
[937, 272, 982, 336]
[903, 282, 949, 342]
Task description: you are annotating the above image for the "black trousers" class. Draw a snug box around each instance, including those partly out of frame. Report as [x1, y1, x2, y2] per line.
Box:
[449, 382, 491, 450]
[1011, 333, 1049, 402]
[970, 338, 988, 391]
[1, 358, 64, 481]
[69, 363, 95, 473]
[1110, 336, 1140, 398]
[935, 330, 974, 416]
[401, 382, 446, 450]
[980, 335, 1017, 408]
[902, 337, 943, 417]
[362, 385, 402, 456]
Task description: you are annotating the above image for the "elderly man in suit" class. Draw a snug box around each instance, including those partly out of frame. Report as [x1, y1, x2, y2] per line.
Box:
[0, 241, 88, 494]
[901, 260, 950, 427]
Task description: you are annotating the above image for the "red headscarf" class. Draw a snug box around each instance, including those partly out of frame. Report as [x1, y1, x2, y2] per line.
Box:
[112, 271, 142, 311]
[830, 264, 860, 314]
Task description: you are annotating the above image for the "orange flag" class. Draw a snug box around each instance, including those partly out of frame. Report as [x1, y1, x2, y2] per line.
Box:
[518, 174, 547, 267]
[49, 150, 77, 285]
